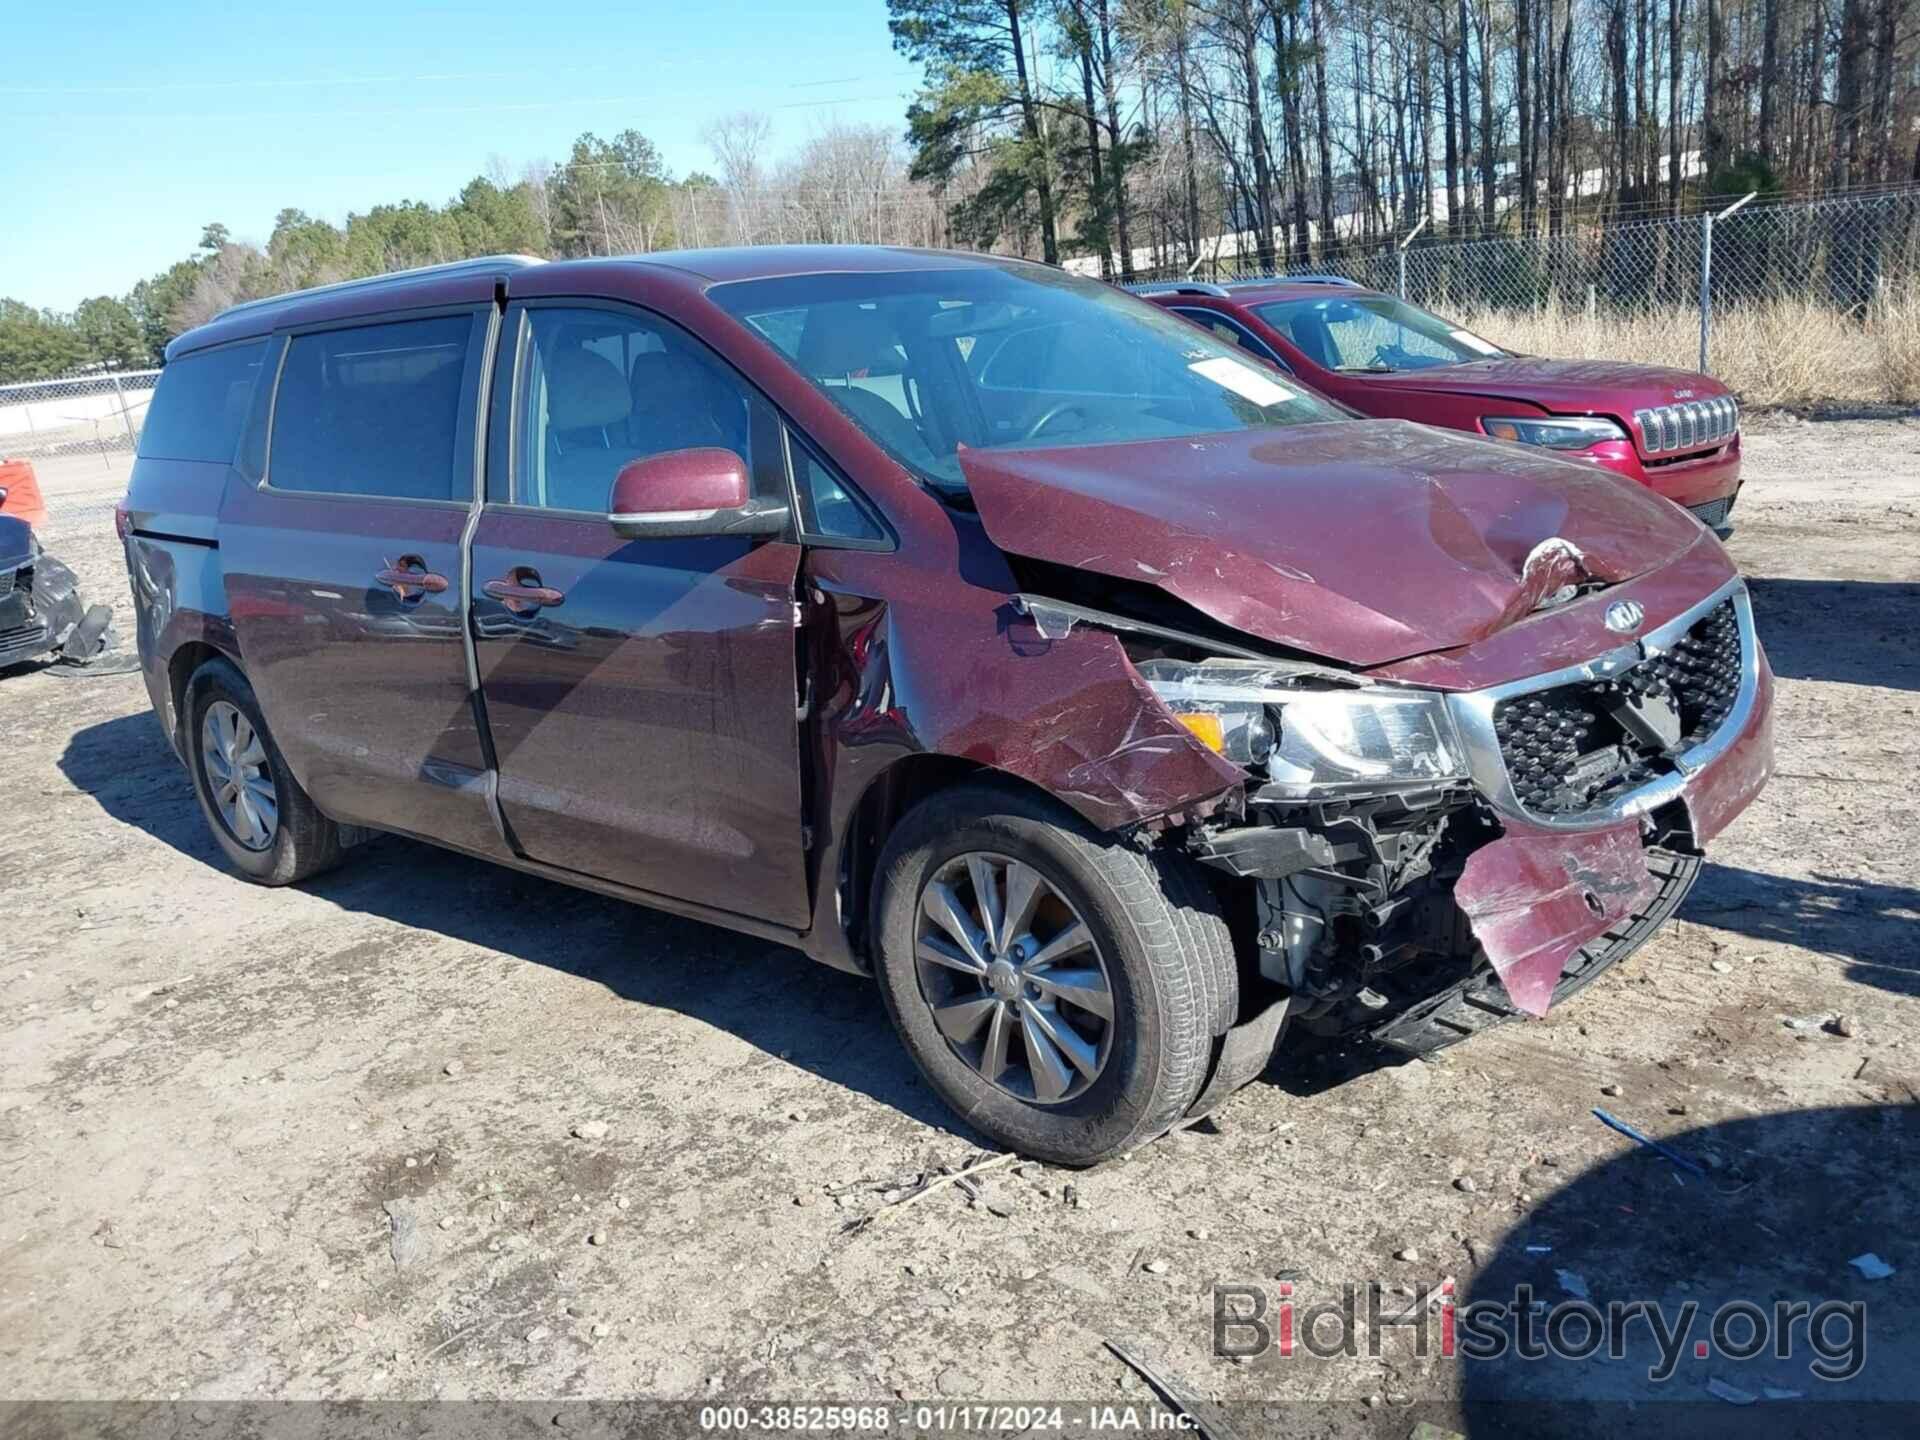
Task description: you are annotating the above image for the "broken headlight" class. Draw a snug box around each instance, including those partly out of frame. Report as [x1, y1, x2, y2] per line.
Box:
[1135, 658, 1277, 766]
[1139, 658, 1467, 792]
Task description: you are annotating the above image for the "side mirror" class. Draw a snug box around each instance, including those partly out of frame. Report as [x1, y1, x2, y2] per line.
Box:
[608, 448, 789, 541]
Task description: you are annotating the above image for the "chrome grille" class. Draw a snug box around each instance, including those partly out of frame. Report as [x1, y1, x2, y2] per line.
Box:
[1492, 600, 1743, 816]
[1635, 396, 1738, 454]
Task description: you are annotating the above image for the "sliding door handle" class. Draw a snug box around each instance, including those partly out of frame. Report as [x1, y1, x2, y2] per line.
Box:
[374, 556, 449, 602]
[483, 567, 565, 615]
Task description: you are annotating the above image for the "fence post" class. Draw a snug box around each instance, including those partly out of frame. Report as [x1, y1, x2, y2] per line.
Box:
[108, 371, 138, 453]
[1699, 192, 1758, 375]
[1698, 209, 1713, 373]
[1396, 214, 1429, 300]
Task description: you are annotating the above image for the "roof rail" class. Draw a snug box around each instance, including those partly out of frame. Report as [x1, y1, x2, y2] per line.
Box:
[1263, 274, 1364, 288]
[1120, 280, 1231, 298]
[217, 254, 548, 321]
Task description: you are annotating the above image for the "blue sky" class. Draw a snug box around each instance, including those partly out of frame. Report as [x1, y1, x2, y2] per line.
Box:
[3, 0, 921, 312]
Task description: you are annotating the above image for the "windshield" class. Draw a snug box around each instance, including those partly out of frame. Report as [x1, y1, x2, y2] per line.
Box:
[710, 263, 1345, 491]
[1253, 294, 1507, 373]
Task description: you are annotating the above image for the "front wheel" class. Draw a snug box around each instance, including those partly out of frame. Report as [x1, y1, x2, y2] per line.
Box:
[185, 657, 344, 886]
[871, 782, 1237, 1167]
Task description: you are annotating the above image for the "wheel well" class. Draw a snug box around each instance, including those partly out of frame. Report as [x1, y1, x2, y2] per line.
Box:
[166, 642, 223, 752]
[836, 755, 1077, 963]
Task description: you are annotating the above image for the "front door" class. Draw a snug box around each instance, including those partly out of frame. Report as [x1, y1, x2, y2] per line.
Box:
[468, 301, 811, 927]
[219, 309, 504, 855]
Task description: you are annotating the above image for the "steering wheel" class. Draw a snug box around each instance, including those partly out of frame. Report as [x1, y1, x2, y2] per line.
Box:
[1020, 402, 1089, 442]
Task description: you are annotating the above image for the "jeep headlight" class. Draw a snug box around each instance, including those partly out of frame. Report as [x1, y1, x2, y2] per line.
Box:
[1482, 415, 1627, 451]
[1139, 658, 1467, 793]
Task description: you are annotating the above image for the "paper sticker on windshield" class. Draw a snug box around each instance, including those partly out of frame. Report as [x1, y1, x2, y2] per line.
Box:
[1449, 329, 1503, 356]
[1188, 355, 1295, 407]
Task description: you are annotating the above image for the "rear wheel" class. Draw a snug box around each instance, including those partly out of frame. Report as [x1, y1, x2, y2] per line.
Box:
[185, 657, 343, 886]
[872, 782, 1236, 1167]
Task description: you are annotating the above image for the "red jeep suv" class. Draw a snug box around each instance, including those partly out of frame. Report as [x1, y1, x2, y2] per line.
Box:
[120, 248, 1772, 1165]
[1143, 279, 1743, 532]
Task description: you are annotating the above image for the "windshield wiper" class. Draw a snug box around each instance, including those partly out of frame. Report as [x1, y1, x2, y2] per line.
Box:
[1337, 365, 1396, 373]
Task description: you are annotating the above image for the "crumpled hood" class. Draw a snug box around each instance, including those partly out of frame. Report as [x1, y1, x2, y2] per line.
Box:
[960, 420, 1709, 667]
[1366, 356, 1730, 415]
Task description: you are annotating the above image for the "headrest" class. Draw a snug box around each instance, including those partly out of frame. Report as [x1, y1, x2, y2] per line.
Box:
[546, 348, 631, 431]
[796, 303, 904, 378]
[631, 350, 721, 410]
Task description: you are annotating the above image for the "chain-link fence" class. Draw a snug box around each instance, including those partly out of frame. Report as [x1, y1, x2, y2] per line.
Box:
[1134, 187, 1920, 372]
[0, 369, 159, 461]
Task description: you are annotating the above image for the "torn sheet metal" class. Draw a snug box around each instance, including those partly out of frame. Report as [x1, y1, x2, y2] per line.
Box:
[1453, 822, 1659, 1016]
[1371, 529, 1738, 692]
[805, 552, 1248, 837]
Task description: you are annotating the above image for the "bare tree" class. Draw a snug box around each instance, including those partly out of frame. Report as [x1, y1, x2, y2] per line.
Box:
[703, 111, 774, 243]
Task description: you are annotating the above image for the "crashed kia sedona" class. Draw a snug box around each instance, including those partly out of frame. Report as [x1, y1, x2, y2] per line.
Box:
[120, 246, 1773, 1166]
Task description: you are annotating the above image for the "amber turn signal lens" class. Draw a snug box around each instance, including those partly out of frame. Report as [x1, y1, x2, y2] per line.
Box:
[1175, 711, 1227, 753]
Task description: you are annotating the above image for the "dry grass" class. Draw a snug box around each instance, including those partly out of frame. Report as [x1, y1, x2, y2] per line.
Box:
[1453, 290, 1920, 409]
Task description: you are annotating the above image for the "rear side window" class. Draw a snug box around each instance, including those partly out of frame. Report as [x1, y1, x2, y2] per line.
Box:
[139, 341, 268, 463]
[269, 316, 472, 501]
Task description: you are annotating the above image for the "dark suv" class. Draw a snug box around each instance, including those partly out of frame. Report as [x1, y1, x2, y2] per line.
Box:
[121, 248, 1773, 1165]
[1142, 279, 1744, 532]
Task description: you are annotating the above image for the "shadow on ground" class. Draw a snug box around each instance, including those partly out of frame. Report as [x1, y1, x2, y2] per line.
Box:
[1684, 861, 1920, 996]
[1747, 577, 1920, 691]
[58, 710, 969, 1138]
[1457, 1103, 1920, 1437]
[61, 709, 1400, 1124]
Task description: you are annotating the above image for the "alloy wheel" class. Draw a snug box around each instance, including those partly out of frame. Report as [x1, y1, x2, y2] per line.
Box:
[201, 701, 278, 852]
[913, 852, 1115, 1105]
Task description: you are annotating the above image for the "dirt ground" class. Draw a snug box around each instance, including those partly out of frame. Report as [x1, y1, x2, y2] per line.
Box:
[2, 419, 1917, 1430]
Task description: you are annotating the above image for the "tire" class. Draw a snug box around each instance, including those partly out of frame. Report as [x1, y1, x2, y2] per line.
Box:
[871, 781, 1238, 1167]
[184, 657, 344, 886]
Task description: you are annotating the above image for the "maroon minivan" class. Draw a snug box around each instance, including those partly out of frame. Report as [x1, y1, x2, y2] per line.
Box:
[1142, 279, 1743, 531]
[120, 248, 1773, 1165]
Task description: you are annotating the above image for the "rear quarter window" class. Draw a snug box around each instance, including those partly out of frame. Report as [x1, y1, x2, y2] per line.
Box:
[138, 340, 269, 464]
[268, 316, 472, 501]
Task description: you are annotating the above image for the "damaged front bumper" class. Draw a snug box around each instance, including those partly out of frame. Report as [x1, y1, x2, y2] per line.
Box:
[0, 544, 87, 669]
[1442, 576, 1773, 1017]
[1184, 577, 1773, 1073]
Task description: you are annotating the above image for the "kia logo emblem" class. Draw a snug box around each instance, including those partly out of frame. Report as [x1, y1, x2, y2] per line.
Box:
[1605, 599, 1647, 634]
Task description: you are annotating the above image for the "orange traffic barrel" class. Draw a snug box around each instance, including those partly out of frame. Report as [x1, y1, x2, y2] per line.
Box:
[0, 459, 48, 533]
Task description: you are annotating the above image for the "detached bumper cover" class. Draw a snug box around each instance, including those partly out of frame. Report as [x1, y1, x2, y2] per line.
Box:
[1454, 822, 1660, 1015]
[1451, 581, 1776, 1015]
[0, 546, 84, 668]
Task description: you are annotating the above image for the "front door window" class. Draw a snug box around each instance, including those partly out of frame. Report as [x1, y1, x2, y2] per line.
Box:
[512, 307, 761, 513]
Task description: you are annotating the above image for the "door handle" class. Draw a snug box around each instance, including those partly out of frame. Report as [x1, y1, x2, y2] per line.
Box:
[483, 567, 565, 615]
[374, 556, 449, 603]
